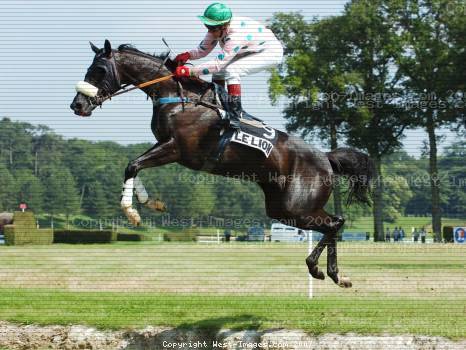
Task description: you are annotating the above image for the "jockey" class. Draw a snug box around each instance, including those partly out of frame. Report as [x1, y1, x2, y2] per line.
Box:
[173, 2, 284, 130]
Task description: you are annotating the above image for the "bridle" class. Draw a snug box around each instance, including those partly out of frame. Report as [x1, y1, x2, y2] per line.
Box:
[76, 50, 173, 107]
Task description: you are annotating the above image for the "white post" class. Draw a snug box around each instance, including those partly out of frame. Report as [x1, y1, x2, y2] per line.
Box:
[308, 230, 313, 299]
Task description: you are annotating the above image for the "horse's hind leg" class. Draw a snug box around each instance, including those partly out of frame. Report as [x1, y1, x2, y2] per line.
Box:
[326, 235, 352, 288]
[300, 208, 350, 287]
[264, 187, 328, 281]
[306, 232, 351, 288]
[309, 210, 352, 288]
[301, 209, 337, 281]
[305, 235, 328, 280]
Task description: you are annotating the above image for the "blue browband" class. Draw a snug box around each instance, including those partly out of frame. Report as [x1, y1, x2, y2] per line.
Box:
[154, 97, 192, 105]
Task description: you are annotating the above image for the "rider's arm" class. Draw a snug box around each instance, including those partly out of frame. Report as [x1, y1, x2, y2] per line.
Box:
[188, 32, 218, 60]
[191, 33, 242, 75]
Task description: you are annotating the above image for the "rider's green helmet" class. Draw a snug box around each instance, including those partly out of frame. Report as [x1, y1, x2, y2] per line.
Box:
[198, 3, 232, 26]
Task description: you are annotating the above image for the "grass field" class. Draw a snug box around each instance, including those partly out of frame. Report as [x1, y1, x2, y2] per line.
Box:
[0, 241, 465, 338]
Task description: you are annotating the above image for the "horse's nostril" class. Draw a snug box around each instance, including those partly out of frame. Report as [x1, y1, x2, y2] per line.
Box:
[74, 102, 83, 110]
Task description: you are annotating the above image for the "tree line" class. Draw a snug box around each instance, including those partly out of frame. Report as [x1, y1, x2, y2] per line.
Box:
[0, 118, 464, 230]
[268, 0, 465, 240]
[0, 118, 265, 224]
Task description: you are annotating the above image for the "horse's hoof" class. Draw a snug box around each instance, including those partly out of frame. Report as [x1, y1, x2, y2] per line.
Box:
[146, 199, 167, 212]
[338, 277, 352, 288]
[308, 266, 325, 280]
[123, 206, 141, 226]
[314, 270, 325, 280]
[129, 213, 141, 226]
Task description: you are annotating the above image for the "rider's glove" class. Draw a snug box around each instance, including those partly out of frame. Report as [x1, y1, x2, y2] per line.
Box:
[174, 66, 196, 78]
[174, 52, 191, 65]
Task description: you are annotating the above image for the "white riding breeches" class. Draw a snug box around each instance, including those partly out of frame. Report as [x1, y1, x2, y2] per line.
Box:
[212, 42, 284, 85]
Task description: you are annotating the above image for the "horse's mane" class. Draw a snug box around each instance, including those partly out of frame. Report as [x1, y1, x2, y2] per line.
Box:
[117, 44, 177, 72]
[117, 44, 168, 61]
[117, 43, 211, 93]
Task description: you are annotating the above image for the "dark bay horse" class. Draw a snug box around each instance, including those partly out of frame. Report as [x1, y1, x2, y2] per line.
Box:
[70, 40, 374, 288]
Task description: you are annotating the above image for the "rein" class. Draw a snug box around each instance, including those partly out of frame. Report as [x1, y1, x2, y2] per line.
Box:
[99, 74, 173, 103]
[101, 49, 174, 103]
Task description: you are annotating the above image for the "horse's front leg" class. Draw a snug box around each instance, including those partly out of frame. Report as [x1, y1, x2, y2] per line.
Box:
[133, 176, 166, 212]
[130, 142, 167, 211]
[121, 138, 180, 225]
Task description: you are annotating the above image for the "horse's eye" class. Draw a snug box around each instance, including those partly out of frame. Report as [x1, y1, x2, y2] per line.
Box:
[85, 66, 106, 83]
[94, 66, 107, 80]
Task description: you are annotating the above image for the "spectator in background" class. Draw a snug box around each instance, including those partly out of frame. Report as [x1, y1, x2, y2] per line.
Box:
[420, 228, 427, 243]
[297, 230, 305, 241]
[224, 228, 231, 242]
[399, 227, 405, 241]
[413, 228, 420, 242]
[385, 228, 391, 242]
[393, 227, 400, 242]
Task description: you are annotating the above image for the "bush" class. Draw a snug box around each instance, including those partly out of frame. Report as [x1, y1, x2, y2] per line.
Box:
[53, 230, 114, 244]
[4, 211, 53, 245]
[442, 226, 454, 243]
[4, 225, 53, 245]
[117, 233, 147, 241]
[163, 228, 198, 242]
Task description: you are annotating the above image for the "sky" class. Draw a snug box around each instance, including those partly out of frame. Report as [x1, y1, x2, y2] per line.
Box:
[0, 0, 458, 157]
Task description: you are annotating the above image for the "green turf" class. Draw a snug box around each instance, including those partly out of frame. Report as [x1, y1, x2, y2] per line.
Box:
[0, 289, 464, 338]
[0, 242, 464, 338]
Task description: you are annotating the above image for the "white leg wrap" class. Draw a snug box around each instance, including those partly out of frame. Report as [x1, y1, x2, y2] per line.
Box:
[121, 177, 142, 226]
[121, 178, 134, 208]
[134, 176, 149, 204]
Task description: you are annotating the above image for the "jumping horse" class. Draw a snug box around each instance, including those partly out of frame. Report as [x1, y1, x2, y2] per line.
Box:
[70, 40, 374, 288]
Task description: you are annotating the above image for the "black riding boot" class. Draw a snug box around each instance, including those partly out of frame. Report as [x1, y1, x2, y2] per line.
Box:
[227, 95, 242, 130]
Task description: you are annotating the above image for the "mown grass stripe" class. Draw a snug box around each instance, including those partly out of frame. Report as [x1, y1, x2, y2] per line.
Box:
[0, 289, 464, 338]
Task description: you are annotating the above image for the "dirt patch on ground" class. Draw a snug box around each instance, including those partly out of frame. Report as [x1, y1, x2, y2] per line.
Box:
[1, 322, 465, 350]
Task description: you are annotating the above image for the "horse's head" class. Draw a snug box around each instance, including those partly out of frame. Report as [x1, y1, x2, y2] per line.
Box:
[70, 40, 121, 117]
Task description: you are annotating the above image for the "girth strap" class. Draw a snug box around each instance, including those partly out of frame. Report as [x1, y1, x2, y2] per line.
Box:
[201, 129, 236, 172]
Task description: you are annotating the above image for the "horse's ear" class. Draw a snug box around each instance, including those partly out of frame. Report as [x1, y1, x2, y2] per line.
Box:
[104, 39, 112, 58]
[89, 41, 100, 54]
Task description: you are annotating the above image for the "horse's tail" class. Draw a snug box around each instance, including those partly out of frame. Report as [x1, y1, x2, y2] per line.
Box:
[326, 148, 374, 206]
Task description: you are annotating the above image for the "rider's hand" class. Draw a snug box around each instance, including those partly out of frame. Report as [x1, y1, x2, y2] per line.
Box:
[174, 52, 191, 65]
[174, 66, 194, 78]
